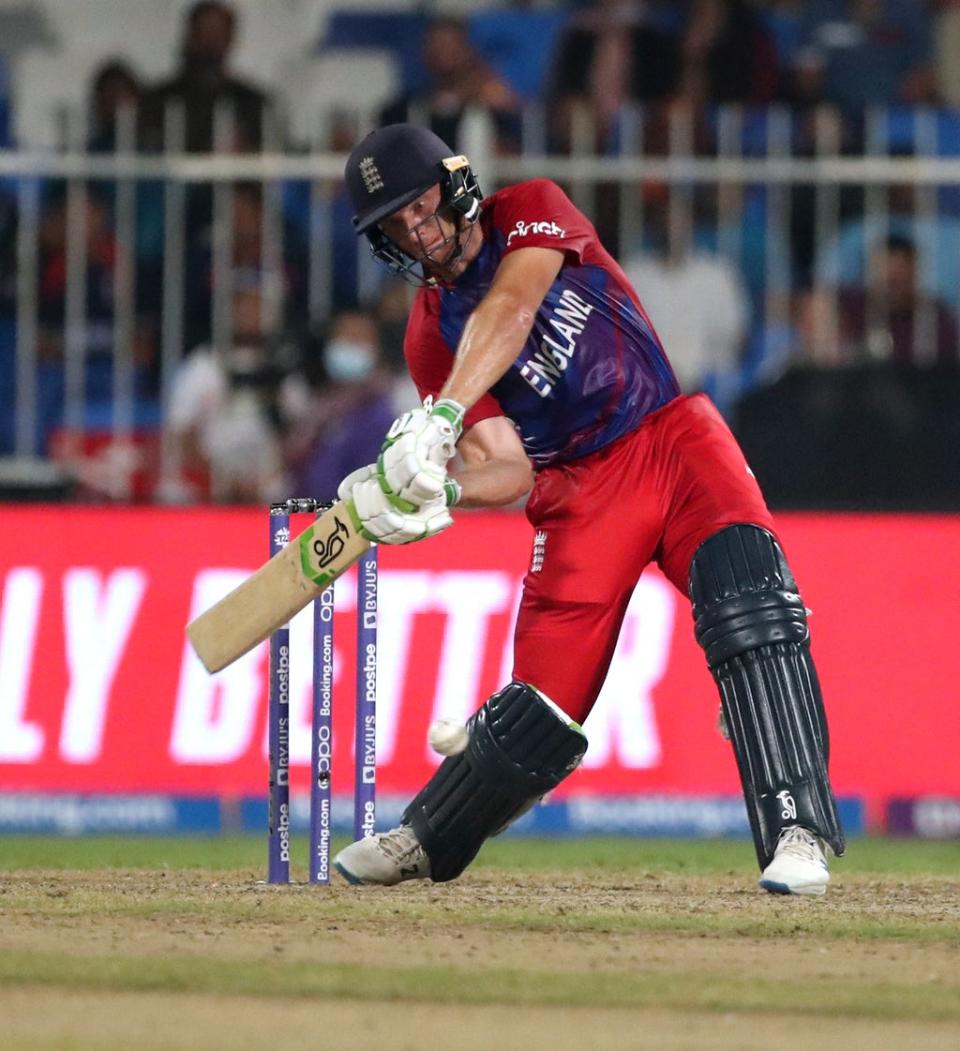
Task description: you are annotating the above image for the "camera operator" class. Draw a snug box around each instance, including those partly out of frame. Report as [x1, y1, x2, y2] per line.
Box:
[159, 270, 309, 502]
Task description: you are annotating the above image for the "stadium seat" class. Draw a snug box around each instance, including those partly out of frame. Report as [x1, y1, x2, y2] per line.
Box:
[324, 11, 429, 96]
[882, 106, 918, 152]
[0, 321, 17, 454]
[468, 10, 567, 100]
[756, 6, 802, 67]
[937, 109, 960, 155]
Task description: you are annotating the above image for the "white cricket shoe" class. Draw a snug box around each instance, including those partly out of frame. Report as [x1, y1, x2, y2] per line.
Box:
[333, 824, 431, 886]
[759, 825, 830, 896]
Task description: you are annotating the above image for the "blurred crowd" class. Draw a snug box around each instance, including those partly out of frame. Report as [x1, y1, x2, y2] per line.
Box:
[0, 0, 958, 509]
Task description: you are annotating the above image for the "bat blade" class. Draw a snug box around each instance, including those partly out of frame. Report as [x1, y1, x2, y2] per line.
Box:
[186, 500, 370, 673]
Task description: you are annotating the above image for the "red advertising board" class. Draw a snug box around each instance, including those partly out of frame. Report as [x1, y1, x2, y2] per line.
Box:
[0, 506, 957, 813]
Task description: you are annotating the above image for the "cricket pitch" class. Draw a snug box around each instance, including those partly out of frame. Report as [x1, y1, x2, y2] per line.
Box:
[1, 837, 958, 1050]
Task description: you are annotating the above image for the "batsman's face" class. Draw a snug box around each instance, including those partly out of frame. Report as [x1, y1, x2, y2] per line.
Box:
[380, 185, 478, 280]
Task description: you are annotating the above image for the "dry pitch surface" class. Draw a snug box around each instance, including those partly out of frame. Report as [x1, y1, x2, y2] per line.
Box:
[1, 837, 958, 1051]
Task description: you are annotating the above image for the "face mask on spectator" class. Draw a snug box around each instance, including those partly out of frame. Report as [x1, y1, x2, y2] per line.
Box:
[324, 340, 376, 383]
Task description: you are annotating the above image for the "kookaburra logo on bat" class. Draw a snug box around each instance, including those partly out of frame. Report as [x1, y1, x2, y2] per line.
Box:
[313, 517, 350, 568]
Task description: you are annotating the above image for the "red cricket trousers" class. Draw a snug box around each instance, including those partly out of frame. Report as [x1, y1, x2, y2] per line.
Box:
[512, 393, 776, 723]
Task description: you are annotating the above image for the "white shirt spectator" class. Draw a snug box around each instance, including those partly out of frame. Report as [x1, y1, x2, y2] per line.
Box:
[623, 251, 749, 393]
[162, 344, 309, 502]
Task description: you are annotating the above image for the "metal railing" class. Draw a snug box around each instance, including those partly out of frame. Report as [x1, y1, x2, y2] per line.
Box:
[2, 101, 959, 498]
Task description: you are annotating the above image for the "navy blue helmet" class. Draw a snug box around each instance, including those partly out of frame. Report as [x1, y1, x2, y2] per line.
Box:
[345, 124, 483, 280]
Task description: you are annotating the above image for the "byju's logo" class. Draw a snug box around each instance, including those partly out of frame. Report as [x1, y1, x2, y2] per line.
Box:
[776, 790, 798, 821]
[507, 219, 565, 246]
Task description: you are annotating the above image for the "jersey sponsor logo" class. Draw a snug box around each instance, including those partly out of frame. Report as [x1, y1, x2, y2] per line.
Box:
[519, 289, 594, 398]
[506, 218, 566, 246]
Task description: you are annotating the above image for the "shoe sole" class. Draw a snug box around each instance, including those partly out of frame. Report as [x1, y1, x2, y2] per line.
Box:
[333, 858, 365, 886]
[759, 878, 827, 897]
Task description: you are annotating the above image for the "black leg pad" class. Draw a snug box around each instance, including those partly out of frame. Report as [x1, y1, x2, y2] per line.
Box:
[690, 524, 845, 869]
[402, 682, 587, 882]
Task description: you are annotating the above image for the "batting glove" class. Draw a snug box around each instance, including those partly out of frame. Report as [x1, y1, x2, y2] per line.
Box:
[339, 464, 456, 545]
[376, 398, 465, 511]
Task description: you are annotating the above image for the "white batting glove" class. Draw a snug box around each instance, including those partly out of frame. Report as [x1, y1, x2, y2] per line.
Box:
[337, 464, 376, 502]
[352, 479, 453, 545]
[338, 463, 462, 507]
[377, 398, 465, 510]
[338, 464, 456, 545]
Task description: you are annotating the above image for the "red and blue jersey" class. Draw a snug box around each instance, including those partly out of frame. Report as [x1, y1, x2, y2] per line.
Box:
[404, 178, 680, 467]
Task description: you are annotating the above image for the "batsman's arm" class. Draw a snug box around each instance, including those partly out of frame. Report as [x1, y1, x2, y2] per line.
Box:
[452, 416, 534, 509]
[375, 246, 558, 509]
[438, 246, 564, 412]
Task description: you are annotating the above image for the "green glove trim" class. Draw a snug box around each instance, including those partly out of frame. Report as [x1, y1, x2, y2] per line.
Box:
[376, 452, 418, 513]
[431, 398, 466, 437]
[345, 497, 378, 544]
[444, 478, 463, 507]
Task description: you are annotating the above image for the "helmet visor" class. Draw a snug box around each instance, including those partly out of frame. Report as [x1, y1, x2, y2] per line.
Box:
[353, 180, 436, 234]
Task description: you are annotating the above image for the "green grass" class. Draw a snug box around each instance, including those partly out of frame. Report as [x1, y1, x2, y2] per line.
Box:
[1, 949, 957, 1022]
[2, 834, 958, 1045]
[1, 834, 958, 875]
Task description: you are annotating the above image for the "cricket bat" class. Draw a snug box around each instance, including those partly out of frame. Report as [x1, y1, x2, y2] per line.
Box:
[186, 500, 370, 673]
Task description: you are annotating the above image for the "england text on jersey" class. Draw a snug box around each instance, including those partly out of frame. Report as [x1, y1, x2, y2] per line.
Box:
[404, 178, 681, 467]
[519, 289, 594, 397]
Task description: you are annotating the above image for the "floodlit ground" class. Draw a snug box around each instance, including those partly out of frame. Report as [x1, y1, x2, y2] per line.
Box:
[1, 837, 958, 1050]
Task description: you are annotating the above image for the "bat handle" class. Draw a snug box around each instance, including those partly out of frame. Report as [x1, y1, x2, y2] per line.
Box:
[271, 497, 335, 515]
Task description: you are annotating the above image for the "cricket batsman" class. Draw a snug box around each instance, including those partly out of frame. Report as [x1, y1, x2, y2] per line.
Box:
[332, 124, 845, 895]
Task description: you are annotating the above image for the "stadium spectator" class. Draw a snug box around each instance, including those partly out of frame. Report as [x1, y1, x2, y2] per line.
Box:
[934, 0, 960, 106]
[87, 60, 142, 153]
[374, 281, 417, 380]
[546, 0, 681, 151]
[83, 58, 171, 297]
[139, 1, 272, 153]
[814, 166, 960, 306]
[35, 189, 136, 365]
[801, 235, 959, 367]
[790, 0, 935, 112]
[623, 203, 750, 398]
[184, 181, 308, 349]
[784, 107, 869, 290]
[380, 17, 521, 155]
[26, 186, 161, 456]
[676, 0, 779, 106]
[159, 273, 308, 503]
[284, 310, 397, 502]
